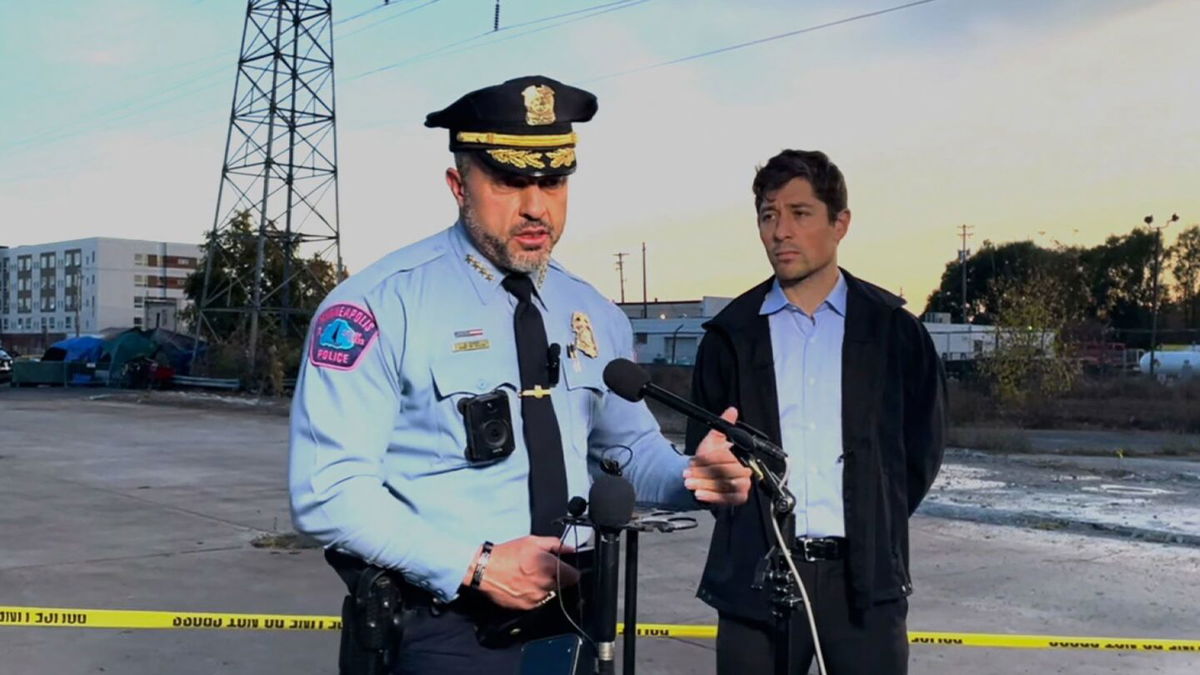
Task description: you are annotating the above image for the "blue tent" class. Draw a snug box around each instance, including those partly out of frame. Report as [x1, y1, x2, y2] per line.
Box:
[44, 335, 106, 363]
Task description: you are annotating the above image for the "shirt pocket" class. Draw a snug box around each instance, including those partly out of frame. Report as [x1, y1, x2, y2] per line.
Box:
[428, 353, 517, 469]
[559, 357, 605, 458]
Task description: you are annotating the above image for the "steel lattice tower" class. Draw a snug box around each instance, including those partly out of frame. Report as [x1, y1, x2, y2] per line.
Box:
[194, 0, 341, 372]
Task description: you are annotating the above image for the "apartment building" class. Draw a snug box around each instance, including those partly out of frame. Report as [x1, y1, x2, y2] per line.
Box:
[0, 238, 200, 354]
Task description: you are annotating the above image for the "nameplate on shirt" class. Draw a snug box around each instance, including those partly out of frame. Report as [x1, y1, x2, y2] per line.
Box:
[452, 339, 491, 353]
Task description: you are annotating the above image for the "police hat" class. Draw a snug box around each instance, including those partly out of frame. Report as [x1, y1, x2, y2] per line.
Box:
[425, 75, 598, 177]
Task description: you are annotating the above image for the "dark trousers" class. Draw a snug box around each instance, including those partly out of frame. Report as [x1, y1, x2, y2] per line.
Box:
[391, 604, 523, 675]
[715, 559, 909, 675]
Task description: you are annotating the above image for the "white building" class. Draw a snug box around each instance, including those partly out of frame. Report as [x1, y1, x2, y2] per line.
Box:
[618, 298, 733, 365]
[0, 238, 200, 353]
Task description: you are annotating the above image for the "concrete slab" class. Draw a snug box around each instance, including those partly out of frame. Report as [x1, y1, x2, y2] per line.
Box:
[2, 390, 1199, 674]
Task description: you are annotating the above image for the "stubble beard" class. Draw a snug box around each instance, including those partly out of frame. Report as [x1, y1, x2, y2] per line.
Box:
[461, 200, 555, 277]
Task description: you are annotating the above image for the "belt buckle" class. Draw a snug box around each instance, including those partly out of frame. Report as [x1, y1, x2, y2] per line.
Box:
[799, 538, 822, 563]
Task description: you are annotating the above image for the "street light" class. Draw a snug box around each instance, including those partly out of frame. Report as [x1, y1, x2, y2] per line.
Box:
[1146, 213, 1180, 377]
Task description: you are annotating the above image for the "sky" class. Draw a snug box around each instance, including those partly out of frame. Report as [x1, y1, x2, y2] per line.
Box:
[1, 0, 1197, 310]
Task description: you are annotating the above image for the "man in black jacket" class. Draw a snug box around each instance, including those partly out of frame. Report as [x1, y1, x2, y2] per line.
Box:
[686, 149, 945, 674]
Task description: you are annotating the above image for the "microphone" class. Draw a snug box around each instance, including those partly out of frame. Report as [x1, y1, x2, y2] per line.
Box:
[547, 343, 561, 386]
[602, 358, 788, 465]
[566, 496, 588, 519]
[588, 473, 635, 674]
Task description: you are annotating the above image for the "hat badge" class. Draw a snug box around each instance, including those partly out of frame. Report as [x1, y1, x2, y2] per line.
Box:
[522, 85, 556, 126]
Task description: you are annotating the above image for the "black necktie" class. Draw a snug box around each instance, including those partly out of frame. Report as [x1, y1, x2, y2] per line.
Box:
[501, 274, 569, 536]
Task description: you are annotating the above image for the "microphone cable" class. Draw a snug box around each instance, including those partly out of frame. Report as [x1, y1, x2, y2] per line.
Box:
[555, 521, 597, 652]
[753, 455, 828, 675]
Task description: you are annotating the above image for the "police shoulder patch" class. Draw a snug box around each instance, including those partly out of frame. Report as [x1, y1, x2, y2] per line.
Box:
[309, 302, 379, 371]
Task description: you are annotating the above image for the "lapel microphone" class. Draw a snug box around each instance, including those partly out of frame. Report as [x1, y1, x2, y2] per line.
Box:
[547, 343, 561, 386]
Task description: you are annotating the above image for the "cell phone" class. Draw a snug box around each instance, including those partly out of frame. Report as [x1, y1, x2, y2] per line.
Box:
[518, 634, 585, 675]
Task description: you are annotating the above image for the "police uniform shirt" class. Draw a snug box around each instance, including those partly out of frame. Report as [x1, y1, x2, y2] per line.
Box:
[289, 222, 695, 603]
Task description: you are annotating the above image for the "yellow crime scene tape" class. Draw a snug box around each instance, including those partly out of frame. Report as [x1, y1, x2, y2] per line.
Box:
[3, 606, 1199, 653]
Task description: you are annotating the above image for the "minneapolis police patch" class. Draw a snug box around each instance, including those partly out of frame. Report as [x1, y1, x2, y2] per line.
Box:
[309, 303, 379, 371]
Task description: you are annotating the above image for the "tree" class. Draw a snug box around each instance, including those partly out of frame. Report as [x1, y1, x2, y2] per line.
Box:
[184, 210, 341, 387]
[924, 240, 1086, 325]
[1170, 225, 1200, 330]
[980, 270, 1080, 406]
[1077, 228, 1157, 333]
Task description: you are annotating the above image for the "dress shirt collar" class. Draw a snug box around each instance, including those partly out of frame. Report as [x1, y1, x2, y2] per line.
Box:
[759, 269, 848, 318]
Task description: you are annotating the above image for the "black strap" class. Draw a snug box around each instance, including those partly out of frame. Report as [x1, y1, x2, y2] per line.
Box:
[501, 274, 569, 536]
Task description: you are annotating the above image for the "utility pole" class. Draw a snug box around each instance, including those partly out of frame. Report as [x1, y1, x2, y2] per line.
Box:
[493, 0, 501, 30]
[614, 252, 629, 303]
[640, 242, 648, 318]
[957, 224, 974, 323]
[1146, 213, 1179, 377]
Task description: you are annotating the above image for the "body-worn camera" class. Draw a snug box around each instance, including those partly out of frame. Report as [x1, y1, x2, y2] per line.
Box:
[458, 390, 516, 463]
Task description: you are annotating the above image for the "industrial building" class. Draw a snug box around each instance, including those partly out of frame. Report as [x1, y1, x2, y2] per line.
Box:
[0, 238, 200, 354]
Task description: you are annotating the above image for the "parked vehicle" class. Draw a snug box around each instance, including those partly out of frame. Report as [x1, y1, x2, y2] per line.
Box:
[0, 349, 13, 376]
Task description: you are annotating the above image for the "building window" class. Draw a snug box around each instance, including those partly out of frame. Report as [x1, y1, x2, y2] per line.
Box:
[134, 297, 144, 308]
[132, 317, 143, 327]
[635, 333, 648, 344]
[134, 275, 146, 287]
[49, 317, 56, 329]
[40, 252, 56, 269]
[65, 316, 72, 328]
[135, 253, 146, 266]
[1, 319, 6, 330]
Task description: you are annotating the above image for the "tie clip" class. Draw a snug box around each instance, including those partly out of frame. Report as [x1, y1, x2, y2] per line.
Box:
[520, 385, 553, 399]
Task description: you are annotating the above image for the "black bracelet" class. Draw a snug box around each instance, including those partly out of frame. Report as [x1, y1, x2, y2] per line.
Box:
[470, 541, 494, 588]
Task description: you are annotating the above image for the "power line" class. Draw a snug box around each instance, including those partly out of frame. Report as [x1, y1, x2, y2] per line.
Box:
[348, 0, 650, 81]
[583, 0, 943, 83]
[0, 1, 420, 158]
[337, 0, 443, 40]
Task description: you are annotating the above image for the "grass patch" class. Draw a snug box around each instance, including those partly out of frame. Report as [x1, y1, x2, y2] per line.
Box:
[251, 532, 321, 550]
[947, 427, 1033, 453]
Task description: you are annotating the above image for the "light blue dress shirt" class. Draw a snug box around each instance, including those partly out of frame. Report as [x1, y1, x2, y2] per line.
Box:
[289, 223, 694, 602]
[760, 273, 847, 538]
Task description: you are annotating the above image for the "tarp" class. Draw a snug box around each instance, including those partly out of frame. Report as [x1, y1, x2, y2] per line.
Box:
[43, 335, 106, 363]
[100, 331, 159, 385]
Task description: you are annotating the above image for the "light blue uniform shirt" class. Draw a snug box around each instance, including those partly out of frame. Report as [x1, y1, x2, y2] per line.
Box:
[760, 273, 847, 538]
[289, 223, 694, 602]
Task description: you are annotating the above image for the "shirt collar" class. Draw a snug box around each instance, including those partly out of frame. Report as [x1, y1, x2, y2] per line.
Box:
[450, 221, 551, 311]
[759, 271, 848, 318]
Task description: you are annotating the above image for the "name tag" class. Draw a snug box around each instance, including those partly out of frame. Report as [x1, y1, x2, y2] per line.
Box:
[453, 340, 490, 353]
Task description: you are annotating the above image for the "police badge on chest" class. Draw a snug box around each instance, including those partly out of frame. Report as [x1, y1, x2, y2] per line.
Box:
[457, 391, 516, 463]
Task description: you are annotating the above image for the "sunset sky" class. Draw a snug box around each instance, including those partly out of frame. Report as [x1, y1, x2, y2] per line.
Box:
[1, 0, 1196, 310]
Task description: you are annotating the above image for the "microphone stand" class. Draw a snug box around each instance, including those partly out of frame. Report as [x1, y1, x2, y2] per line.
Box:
[741, 455, 801, 675]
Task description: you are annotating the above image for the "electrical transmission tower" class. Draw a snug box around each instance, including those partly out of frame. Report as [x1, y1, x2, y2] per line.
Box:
[193, 0, 342, 373]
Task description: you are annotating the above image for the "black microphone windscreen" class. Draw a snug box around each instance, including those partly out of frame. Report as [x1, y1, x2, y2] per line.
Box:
[567, 496, 588, 518]
[588, 474, 636, 530]
[602, 358, 650, 402]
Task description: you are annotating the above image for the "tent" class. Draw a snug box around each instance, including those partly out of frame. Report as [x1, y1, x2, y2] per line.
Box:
[42, 335, 106, 363]
[98, 330, 159, 386]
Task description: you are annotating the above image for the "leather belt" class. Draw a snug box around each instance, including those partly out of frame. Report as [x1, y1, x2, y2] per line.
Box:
[792, 536, 845, 562]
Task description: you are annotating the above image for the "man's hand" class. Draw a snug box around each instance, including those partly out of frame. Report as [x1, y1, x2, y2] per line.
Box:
[464, 536, 580, 611]
[684, 407, 753, 506]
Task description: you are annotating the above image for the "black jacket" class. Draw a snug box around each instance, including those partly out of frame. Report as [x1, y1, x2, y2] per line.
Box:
[685, 270, 946, 619]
